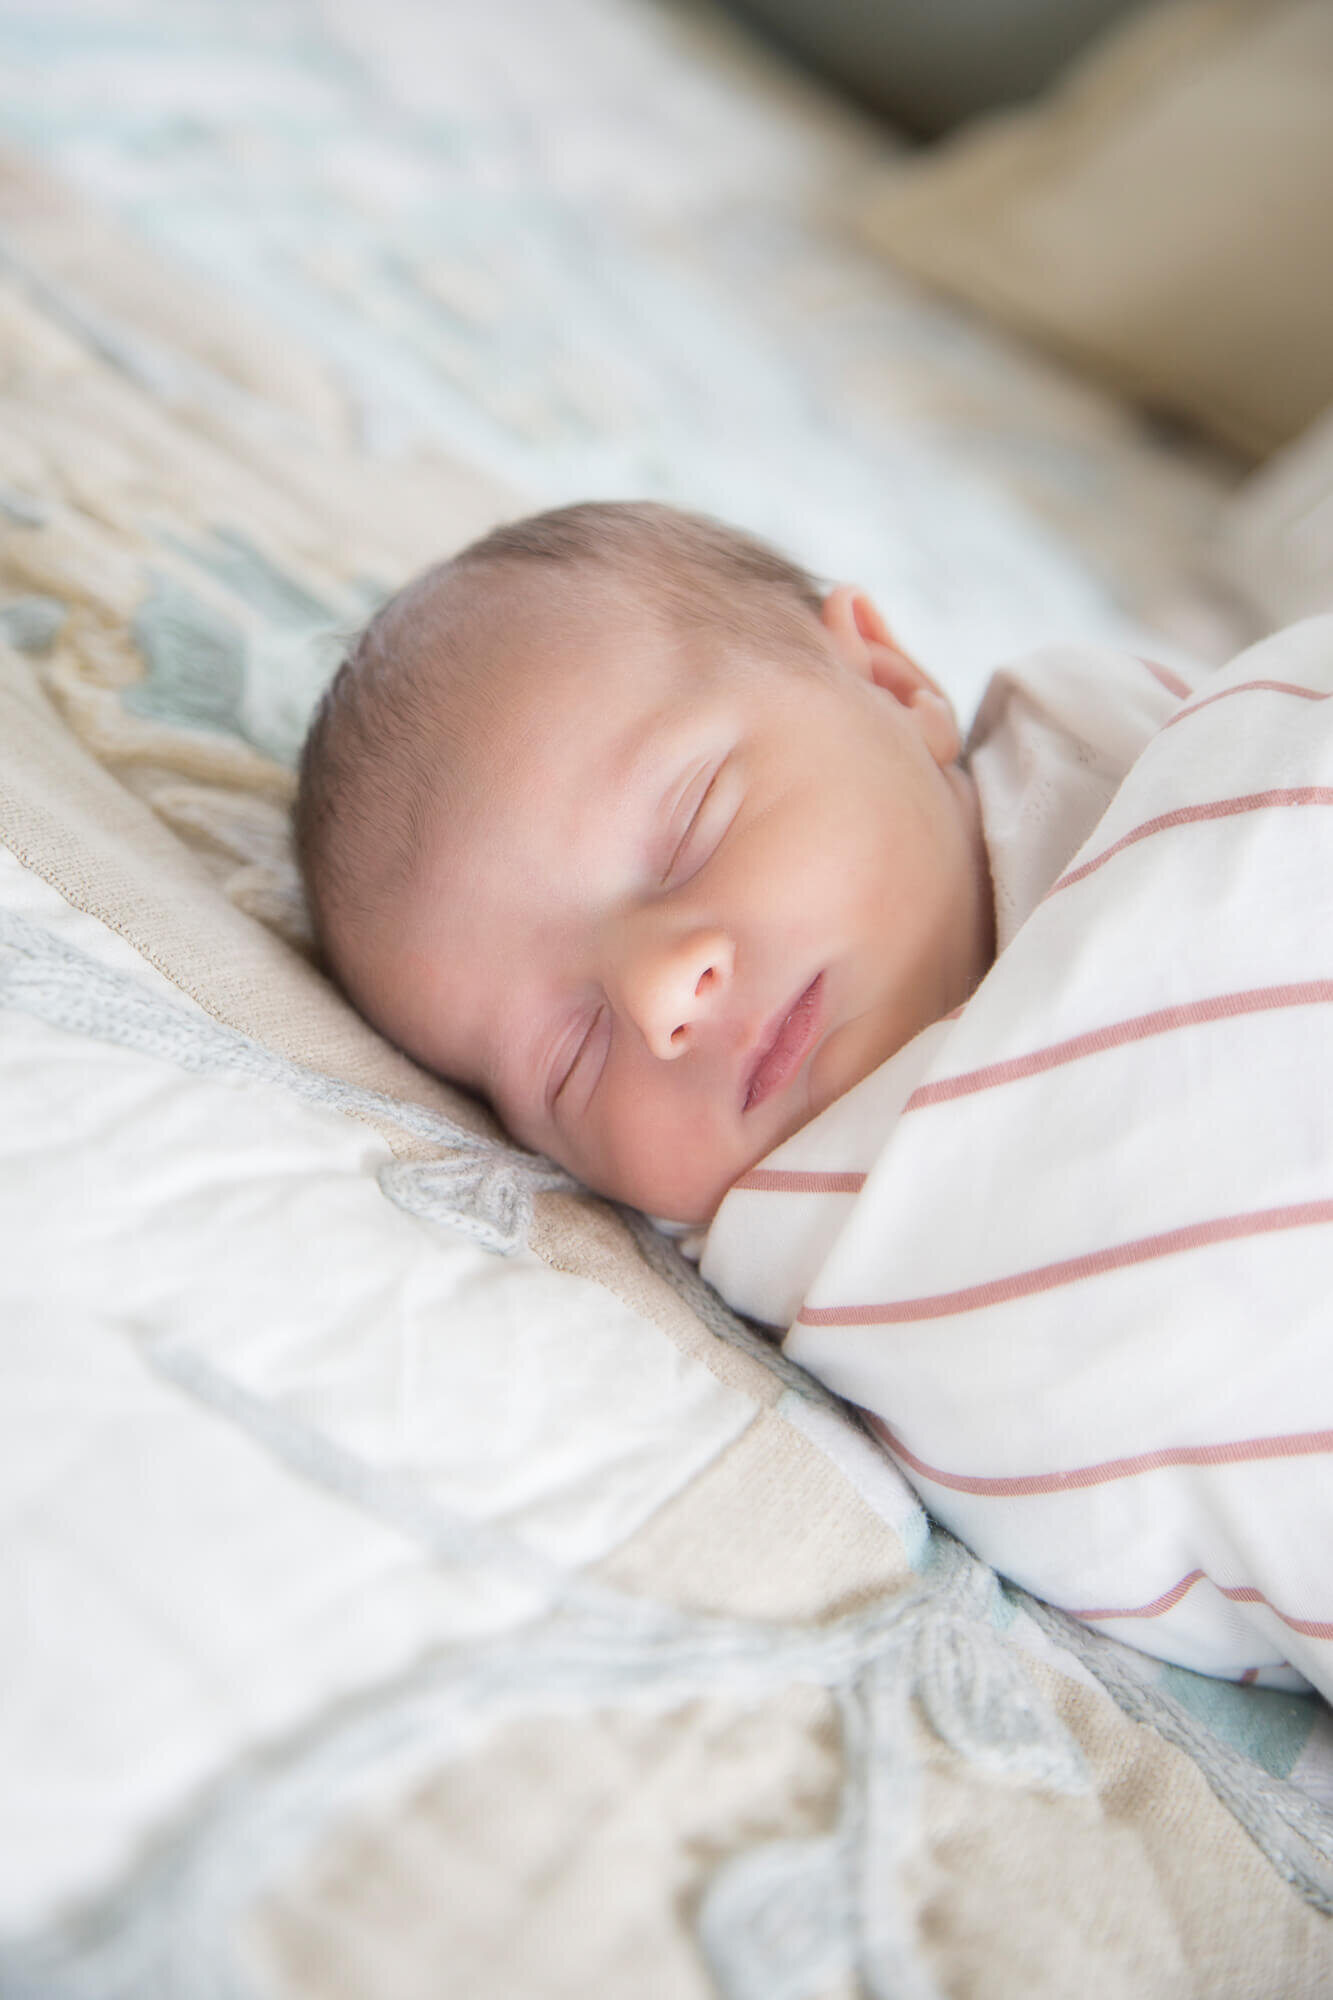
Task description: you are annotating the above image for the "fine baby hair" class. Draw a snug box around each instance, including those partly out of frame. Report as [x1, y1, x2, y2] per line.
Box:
[295, 500, 826, 969]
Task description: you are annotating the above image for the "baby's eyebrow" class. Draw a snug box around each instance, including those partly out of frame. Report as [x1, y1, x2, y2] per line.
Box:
[468, 1038, 508, 1125]
[638, 695, 727, 810]
[466, 983, 538, 1126]
[592, 710, 696, 868]
[622, 711, 683, 802]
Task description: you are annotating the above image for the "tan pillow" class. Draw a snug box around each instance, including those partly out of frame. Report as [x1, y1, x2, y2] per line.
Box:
[860, 0, 1333, 460]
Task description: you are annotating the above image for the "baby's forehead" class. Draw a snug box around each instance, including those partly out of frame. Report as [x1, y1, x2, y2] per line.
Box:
[462, 644, 688, 819]
[450, 597, 692, 760]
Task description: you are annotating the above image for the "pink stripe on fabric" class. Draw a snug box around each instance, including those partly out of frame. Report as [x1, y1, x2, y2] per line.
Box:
[864, 1412, 1333, 1498]
[1070, 1571, 1333, 1642]
[1161, 677, 1332, 731]
[732, 1167, 866, 1194]
[1052, 788, 1333, 895]
[1240, 1668, 1260, 1686]
[904, 983, 1333, 1112]
[799, 1200, 1333, 1327]
[1072, 1568, 1205, 1622]
[1140, 656, 1192, 700]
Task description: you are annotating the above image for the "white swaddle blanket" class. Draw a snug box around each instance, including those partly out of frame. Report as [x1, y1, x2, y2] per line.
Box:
[704, 616, 1333, 1702]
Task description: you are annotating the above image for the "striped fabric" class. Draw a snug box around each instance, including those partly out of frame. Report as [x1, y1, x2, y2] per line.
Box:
[704, 617, 1333, 1700]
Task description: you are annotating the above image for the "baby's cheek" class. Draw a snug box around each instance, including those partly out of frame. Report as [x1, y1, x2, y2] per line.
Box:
[579, 1076, 668, 1208]
[599, 1080, 729, 1222]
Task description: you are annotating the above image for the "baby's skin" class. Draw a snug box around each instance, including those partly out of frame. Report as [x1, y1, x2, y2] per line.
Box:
[343, 580, 994, 1223]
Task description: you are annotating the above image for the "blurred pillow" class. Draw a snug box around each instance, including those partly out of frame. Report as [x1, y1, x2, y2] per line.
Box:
[1214, 402, 1333, 624]
[860, 0, 1333, 460]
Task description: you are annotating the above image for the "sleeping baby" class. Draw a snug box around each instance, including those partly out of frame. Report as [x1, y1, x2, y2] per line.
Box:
[297, 501, 1333, 1704]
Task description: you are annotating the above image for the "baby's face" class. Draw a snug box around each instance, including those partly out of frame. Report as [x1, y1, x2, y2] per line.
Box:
[359, 588, 991, 1223]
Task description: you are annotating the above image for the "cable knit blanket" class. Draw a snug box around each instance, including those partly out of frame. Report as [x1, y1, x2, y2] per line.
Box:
[706, 615, 1333, 1703]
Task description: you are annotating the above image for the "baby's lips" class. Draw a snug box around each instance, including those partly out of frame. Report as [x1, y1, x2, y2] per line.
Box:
[742, 973, 824, 1112]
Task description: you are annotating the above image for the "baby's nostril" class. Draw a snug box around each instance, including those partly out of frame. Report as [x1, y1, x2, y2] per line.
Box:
[670, 1023, 688, 1046]
[695, 966, 715, 996]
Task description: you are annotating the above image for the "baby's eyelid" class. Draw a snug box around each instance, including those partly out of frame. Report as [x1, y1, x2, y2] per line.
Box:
[550, 1016, 590, 1109]
[663, 767, 718, 884]
[552, 1006, 604, 1109]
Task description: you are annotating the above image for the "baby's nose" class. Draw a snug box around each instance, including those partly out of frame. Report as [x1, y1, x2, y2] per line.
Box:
[622, 928, 734, 1061]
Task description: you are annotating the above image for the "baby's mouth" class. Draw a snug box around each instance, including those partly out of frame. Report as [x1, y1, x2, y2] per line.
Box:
[743, 975, 824, 1113]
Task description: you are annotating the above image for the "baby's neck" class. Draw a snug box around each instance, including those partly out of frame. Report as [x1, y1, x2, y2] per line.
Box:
[948, 761, 998, 1008]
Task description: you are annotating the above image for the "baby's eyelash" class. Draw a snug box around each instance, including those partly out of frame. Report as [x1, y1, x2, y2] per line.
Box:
[553, 1008, 603, 1107]
[553, 1025, 589, 1105]
[664, 769, 717, 883]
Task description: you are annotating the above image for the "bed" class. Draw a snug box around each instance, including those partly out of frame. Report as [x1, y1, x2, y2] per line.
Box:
[2, 1, 1332, 1993]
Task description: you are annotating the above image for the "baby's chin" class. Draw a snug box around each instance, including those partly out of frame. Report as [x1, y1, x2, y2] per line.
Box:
[605, 1056, 885, 1226]
[605, 1160, 734, 1231]
[564, 1124, 751, 1228]
[806, 1000, 937, 1123]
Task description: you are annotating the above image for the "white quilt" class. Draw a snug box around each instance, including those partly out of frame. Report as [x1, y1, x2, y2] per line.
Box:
[705, 616, 1333, 1703]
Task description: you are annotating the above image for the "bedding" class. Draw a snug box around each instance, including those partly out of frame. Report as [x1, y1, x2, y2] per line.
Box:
[705, 615, 1333, 1701]
[2, 2, 1333, 1992]
[0, 0, 1256, 694]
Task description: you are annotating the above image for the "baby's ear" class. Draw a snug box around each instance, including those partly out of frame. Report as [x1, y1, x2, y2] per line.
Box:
[820, 586, 960, 766]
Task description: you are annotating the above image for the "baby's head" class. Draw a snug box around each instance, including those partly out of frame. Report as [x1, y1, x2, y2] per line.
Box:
[296, 502, 993, 1223]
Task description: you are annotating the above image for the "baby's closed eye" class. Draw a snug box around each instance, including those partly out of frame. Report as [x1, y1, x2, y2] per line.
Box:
[663, 758, 738, 888]
[552, 1005, 609, 1111]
